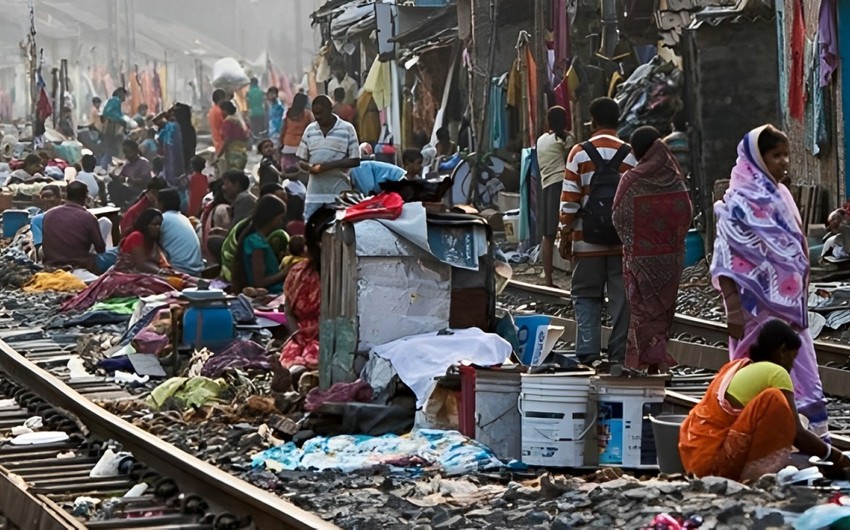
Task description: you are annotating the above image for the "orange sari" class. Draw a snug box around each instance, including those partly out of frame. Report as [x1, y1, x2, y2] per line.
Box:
[679, 359, 795, 481]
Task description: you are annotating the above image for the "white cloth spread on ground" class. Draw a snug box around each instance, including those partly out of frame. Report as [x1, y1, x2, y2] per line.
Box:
[372, 328, 512, 407]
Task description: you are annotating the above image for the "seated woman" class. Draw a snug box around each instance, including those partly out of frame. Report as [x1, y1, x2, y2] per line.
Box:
[679, 319, 850, 481]
[280, 208, 335, 370]
[60, 208, 193, 312]
[116, 208, 171, 274]
[232, 195, 288, 295]
[220, 184, 290, 282]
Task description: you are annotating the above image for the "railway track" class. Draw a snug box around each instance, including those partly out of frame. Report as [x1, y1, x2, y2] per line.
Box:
[0, 327, 333, 529]
[503, 279, 850, 450]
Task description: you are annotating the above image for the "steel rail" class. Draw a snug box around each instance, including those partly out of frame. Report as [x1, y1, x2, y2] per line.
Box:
[505, 279, 850, 362]
[0, 340, 336, 530]
[505, 280, 850, 450]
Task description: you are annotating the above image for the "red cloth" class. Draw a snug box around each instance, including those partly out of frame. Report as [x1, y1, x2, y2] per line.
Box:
[60, 271, 181, 312]
[304, 380, 373, 412]
[221, 118, 248, 143]
[188, 172, 208, 218]
[119, 230, 146, 254]
[120, 196, 151, 234]
[611, 140, 692, 369]
[280, 260, 320, 369]
[342, 192, 404, 223]
[37, 87, 52, 122]
[334, 103, 356, 123]
[789, 0, 806, 121]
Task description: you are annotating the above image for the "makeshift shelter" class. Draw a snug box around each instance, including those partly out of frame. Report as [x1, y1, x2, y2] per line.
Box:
[319, 207, 495, 389]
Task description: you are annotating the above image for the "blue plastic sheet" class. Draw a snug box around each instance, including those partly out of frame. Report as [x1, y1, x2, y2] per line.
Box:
[252, 429, 503, 476]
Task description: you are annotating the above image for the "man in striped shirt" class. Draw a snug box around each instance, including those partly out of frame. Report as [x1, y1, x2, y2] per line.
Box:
[297, 95, 360, 219]
[558, 97, 636, 366]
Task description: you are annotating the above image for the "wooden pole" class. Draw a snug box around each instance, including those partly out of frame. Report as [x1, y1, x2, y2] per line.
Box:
[27, 0, 37, 147]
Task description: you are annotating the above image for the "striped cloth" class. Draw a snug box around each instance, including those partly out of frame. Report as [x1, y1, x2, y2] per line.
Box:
[559, 129, 636, 257]
[297, 116, 360, 218]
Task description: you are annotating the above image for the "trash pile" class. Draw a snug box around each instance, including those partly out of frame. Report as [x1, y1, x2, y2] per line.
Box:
[247, 468, 828, 529]
[614, 56, 683, 140]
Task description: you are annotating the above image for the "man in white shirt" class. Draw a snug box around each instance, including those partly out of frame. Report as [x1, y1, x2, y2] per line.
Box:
[297, 95, 360, 219]
[327, 66, 358, 106]
[75, 154, 101, 200]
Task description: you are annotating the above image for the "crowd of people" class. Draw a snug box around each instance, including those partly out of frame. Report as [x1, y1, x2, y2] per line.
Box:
[23, 73, 458, 371]
[19, 69, 842, 482]
[546, 96, 846, 481]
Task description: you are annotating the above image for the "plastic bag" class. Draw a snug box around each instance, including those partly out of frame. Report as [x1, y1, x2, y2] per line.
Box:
[794, 504, 850, 530]
[212, 58, 250, 91]
[342, 192, 404, 223]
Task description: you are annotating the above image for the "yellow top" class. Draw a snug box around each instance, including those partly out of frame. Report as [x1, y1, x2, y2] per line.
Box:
[726, 362, 794, 406]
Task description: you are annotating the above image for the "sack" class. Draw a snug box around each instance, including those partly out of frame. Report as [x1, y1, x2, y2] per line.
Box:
[212, 58, 250, 92]
[580, 141, 630, 246]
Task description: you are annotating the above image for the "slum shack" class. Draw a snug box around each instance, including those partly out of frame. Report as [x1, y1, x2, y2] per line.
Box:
[319, 203, 494, 389]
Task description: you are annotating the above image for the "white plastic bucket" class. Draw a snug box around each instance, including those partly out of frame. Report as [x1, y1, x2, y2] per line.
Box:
[519, 372, 595, 467]
[590, 377, 666, 469]
[503, 209, 520, 243]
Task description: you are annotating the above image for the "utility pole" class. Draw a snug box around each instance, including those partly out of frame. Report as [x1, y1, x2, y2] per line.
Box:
[27, 0, 37, 144]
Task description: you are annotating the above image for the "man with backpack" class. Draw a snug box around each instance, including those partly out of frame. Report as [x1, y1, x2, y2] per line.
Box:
[558, 97, 636, 368]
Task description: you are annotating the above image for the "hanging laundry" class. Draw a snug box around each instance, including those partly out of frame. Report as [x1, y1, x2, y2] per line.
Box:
[819, 0, 838, 87]
[489, 75, 509, 149]
[789, 0, 806, 121]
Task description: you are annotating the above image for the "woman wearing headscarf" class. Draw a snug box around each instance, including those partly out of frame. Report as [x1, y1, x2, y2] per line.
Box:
[612, 126, 692, 373]
[710, 124, 827, 437]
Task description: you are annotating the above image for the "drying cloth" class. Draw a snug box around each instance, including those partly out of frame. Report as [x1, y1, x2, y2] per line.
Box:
[252, 429, 503, 475]
[789, 0, 806, 121]
[304, 379, 373, 412]
[23, 270, 87, 293]
[201, 339, 271, 378]
[372, 328, 512, 408]
[90, 297, 139, 315]
[819, 0, 838, 87]
[363, 57, 392, 110]
[147, 377, 228, 410]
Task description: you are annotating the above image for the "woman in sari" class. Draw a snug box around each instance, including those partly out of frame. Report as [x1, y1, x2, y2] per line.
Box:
[60, 209, 190, 312]
[680, 320, 850, 481]
[711, 125, 828, 436]
[231, 195, 288, 295]
[280, 93, 313, 171]
[200, 180, 232, 264]
[217, 101, 248, 171]
[280, 208, 335, 370]
[117, 208, 171, 274]
[612, 126, 692, 373]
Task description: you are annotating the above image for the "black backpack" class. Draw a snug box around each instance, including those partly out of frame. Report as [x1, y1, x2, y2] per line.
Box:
[580, 141, 631, 246]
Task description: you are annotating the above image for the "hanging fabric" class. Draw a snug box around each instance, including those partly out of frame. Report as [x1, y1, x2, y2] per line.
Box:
[788, 0, 806, 121]
[489, 75, 508, 150]
[818, 0, 838, 87]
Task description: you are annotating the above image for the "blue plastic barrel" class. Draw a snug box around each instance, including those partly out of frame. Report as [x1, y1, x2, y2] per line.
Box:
[182, 301, 235, 348]
[684, 229, 705, 267]
[3, 210, 29, 239]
